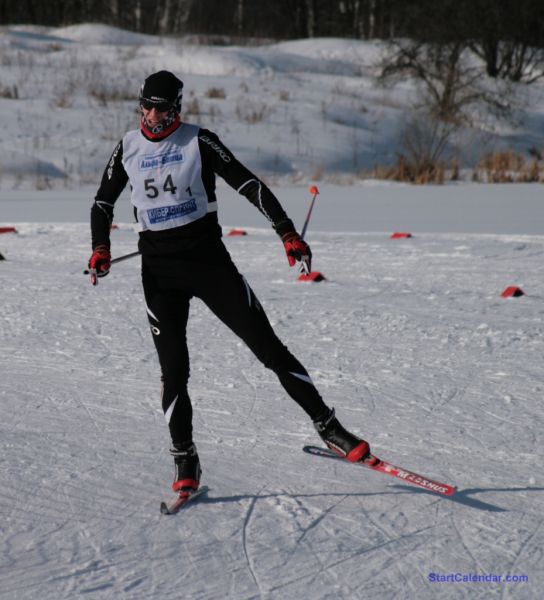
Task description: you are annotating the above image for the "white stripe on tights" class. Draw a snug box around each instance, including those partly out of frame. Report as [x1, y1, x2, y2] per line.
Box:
[242, 277, 252, 306]
[289, 372, 314, 385]
[164, 394, 178, 425]
[146, 305, 160, 323]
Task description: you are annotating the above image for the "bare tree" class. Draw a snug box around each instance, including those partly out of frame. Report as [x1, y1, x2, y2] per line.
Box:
[236, 0, 244, 37]
[468, 0, 544, 82]
[379, 39, 511, 125]
[471, 39, 544, 83]
[305, 0, 316, 37]
[1, 0, 543, 48]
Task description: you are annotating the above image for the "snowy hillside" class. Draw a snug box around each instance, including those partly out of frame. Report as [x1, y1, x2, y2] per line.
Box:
[1, 22, 543, 600]
[1, 23, 544, 188]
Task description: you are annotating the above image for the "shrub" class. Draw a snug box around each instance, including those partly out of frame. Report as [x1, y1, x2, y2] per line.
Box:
[473, 151, 543, 183]
[0, 84, 18, 99]
[183, 97, 201, 118]
[235, 99, 272, 124]
[205, 87, 226, 99]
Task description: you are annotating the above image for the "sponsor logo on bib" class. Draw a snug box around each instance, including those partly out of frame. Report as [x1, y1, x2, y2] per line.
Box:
[139, 150, 184, 171]
[147, 199, 197, 224]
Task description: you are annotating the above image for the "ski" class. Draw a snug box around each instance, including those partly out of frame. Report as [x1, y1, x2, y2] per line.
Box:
[303, 446, 456, 497]
[160, 485, 209, 515]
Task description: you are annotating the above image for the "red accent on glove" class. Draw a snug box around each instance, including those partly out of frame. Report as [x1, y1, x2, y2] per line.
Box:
[281, 231, 312, 271]
[88, 245, 111, 285]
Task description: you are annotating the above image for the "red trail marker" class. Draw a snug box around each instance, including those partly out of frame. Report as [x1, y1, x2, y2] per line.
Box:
[501, 286, 525, 298]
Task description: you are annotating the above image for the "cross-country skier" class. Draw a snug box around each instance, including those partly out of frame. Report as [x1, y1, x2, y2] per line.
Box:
[88, 71, 370, 494]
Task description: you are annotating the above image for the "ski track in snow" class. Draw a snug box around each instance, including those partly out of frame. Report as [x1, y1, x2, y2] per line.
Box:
[0, 220, 543, 599]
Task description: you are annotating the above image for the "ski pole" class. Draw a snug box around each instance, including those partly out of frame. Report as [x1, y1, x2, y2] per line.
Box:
[109, 250, 141, 266]
[300, 185, 319, 240]
[298, 185, 319, 274]
[83, 250, 140, 282]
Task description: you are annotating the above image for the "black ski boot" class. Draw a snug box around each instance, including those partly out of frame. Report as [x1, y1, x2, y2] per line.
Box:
[313, 408, 370, 462]
[170, 442, 202, 493]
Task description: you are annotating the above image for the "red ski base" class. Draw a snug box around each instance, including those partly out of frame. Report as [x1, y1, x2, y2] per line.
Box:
[303, 446, 456, 497]
[160, 485, 209, 515]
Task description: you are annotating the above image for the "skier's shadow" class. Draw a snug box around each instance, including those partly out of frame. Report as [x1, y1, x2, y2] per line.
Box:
[202, 486, 544, 512]
[387, 484, 544, 512]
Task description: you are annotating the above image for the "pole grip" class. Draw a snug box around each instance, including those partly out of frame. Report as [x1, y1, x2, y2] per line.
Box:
[83, 250, 140, 275]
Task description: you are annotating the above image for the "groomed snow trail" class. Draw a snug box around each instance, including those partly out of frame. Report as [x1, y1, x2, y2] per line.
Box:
[0, 222, 543, 599]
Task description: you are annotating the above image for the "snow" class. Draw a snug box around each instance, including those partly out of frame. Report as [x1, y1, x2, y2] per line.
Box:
[1, 23, 543, 600]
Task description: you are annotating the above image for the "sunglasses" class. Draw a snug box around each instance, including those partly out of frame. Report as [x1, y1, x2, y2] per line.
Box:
[140, 98, 174, 112]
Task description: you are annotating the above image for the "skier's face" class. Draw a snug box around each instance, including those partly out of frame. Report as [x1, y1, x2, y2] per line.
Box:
[141, 106, 170, 128]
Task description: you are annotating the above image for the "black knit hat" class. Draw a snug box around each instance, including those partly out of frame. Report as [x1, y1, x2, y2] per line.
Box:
[139, 71, 184, 112]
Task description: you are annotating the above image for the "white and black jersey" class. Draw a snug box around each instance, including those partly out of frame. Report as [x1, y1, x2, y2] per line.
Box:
[90, 121, 329, 443]
[91, 123, 295, 254]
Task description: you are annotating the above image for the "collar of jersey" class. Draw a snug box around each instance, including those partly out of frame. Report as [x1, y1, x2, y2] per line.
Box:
[140, 116, 181, 141]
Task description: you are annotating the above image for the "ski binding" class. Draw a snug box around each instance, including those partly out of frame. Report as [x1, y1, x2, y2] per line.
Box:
[160, 485, 209, 515]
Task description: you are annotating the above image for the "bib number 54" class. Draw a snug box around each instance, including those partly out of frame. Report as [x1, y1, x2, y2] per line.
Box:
[144, 174, 178, 198]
